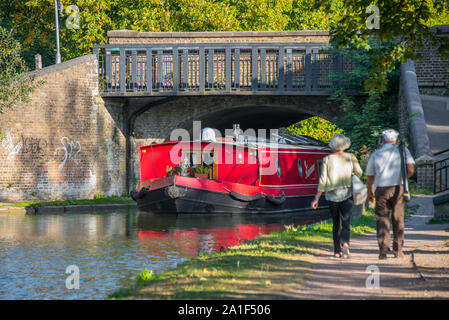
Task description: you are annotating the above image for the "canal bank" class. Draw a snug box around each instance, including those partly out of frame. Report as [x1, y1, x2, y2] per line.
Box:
[109, 210, 378, 299]
[110, 195, 449, 300]
[0, 198, 136, 214]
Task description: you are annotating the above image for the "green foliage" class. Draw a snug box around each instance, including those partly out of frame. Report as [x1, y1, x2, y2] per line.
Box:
[327, 38, 400, 157]
[284, 208, 376, 237]
[166, 166, 181, 176]
[136, 269, 158, 283]
[0, 26, 40, 114]
[287, 116, 344, 143]
[329, 0, 449, 94]
[194, 165, 210, 174]
[2, 0, 449, 69]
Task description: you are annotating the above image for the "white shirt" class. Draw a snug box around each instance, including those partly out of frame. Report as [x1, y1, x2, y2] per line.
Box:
[366, 143, 415, 187]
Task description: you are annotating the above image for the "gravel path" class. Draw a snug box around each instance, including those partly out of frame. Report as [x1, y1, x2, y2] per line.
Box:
[292, 195, 449, 299]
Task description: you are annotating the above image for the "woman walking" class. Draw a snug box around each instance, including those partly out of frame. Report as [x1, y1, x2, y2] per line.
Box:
[311, 134, 363, 259]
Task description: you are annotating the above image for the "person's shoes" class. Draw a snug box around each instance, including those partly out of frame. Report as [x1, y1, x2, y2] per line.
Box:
[334, 252, 342, 258]
[379, 248, 388, 260]
[342, 243, 350, 259]
[393, 251, 405, 258]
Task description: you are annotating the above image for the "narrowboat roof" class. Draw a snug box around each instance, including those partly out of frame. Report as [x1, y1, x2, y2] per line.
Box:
[141, 133, 331, 152]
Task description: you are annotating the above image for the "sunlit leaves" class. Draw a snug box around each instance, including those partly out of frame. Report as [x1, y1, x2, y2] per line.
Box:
[331, 0, 449, 93]
[0, 27, 40, 113]
[287, 116, 344, 143]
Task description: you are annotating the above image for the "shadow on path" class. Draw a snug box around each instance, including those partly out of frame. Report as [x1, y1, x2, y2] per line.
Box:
[292, 195, 449, 299]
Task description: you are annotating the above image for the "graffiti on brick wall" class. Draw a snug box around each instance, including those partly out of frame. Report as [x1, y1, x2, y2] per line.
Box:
[21, 136, 48, 156]
[1, 132, 23, 162]
[54, 137, 82, 170]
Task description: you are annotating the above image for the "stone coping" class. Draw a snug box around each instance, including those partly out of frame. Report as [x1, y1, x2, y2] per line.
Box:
[107, 29, 330, 38]
[0, 202, 137, 215]
[27, 54, 97, 78]
[401, 60, 434, 159]
[433, 190, 449, 205]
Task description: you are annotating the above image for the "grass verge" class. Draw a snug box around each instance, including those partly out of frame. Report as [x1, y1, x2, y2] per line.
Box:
[109, 209, 377, 300]
[427, 218, 449, 225]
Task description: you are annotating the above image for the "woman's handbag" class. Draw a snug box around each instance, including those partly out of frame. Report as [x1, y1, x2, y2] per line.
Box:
[350, 154, 367, 205]
[352, 174, 368, 205]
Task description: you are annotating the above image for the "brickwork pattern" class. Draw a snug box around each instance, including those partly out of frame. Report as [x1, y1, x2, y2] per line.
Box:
[414, 36, 449, 87]
[107, 30, 331, 45]
[0, 55, 126, 201]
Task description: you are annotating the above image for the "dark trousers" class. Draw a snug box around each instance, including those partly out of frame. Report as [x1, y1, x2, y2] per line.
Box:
[374, 185, 405, 253]
[329, 197, 353, 254]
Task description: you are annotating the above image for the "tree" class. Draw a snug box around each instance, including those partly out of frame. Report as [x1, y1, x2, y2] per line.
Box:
[0, 26, 40, 115]
[287, 116, 344, 143]
[327, 38, 400, 159]
[328, 0, 449, 93]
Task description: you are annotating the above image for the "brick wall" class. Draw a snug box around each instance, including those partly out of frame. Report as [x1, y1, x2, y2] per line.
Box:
[0, 55, 126, 201]
[414, 25, 449, 88]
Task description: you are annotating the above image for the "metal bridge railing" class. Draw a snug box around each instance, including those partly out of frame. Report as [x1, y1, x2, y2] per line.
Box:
[93, 43, 347, 96]
[434, 148, 449, 194]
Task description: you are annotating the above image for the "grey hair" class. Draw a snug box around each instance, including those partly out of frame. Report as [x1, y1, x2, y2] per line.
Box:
[329, 134, 351, 152]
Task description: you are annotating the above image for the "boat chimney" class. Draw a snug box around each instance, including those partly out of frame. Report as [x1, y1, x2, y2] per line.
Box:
[233, 124, 241, 141]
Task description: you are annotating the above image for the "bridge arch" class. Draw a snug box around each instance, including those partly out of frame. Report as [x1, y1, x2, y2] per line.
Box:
[126, 95, 340, 190]
[133, 95, 339, 144]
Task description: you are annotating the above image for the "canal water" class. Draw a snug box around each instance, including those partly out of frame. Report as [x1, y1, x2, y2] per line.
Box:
[0, 209, 329, 299]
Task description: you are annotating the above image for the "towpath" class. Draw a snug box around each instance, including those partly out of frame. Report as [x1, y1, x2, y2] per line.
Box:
[292, 195, 449, 299]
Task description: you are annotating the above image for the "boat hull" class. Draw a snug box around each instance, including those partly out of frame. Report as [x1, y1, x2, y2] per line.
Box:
[135, 184, 329, 214]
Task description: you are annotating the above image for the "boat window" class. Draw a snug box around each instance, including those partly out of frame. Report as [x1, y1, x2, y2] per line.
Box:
[298, 158, 303, 177]
[276, 159, 281, 178]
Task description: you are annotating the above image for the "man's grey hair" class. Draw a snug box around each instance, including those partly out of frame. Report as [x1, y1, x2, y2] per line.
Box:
[329, 133, 351, 152]
[382, 129, 399, 142]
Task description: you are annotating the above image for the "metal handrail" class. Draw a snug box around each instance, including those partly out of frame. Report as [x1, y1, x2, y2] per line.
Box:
[433, 148, 449, 156]
[434, 156, 449, 194]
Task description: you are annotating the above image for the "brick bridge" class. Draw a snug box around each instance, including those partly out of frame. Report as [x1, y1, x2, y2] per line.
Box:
[0, 30, 448, 200]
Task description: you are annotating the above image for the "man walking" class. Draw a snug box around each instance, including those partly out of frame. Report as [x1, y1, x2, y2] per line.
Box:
[366, 129, 415, 259]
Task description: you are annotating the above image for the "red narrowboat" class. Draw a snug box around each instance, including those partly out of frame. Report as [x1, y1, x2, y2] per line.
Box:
[131, 129, 330, 214]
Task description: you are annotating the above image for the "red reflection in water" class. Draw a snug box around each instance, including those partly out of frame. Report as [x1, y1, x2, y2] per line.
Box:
[138, 223, 284, 257]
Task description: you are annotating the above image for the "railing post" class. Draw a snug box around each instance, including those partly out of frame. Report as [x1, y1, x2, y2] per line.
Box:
[312, 48, 319, 90]
[105, 49, 112, 91]
[251, 47, 258, 91]
[157, 50, 163, 90]
[173, 47, 179, 92]
[146, 48, 152, 94]
[332, 53, 340, 87]
[208, 49, 214, 89]
[234, 48, 240, 90]
[131, 49, 138, 91]
[305, 47, 312, 94]
[119, 48, 126, 94]
[199, 47, 205, 92]
[182, 49, 189, 90]
[339, 54, 344, 74]
[225, 46, 231, 92]
[286, 48, 292, 90]
[260, 48, 266, 90]
[278, 47, 284, 91]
